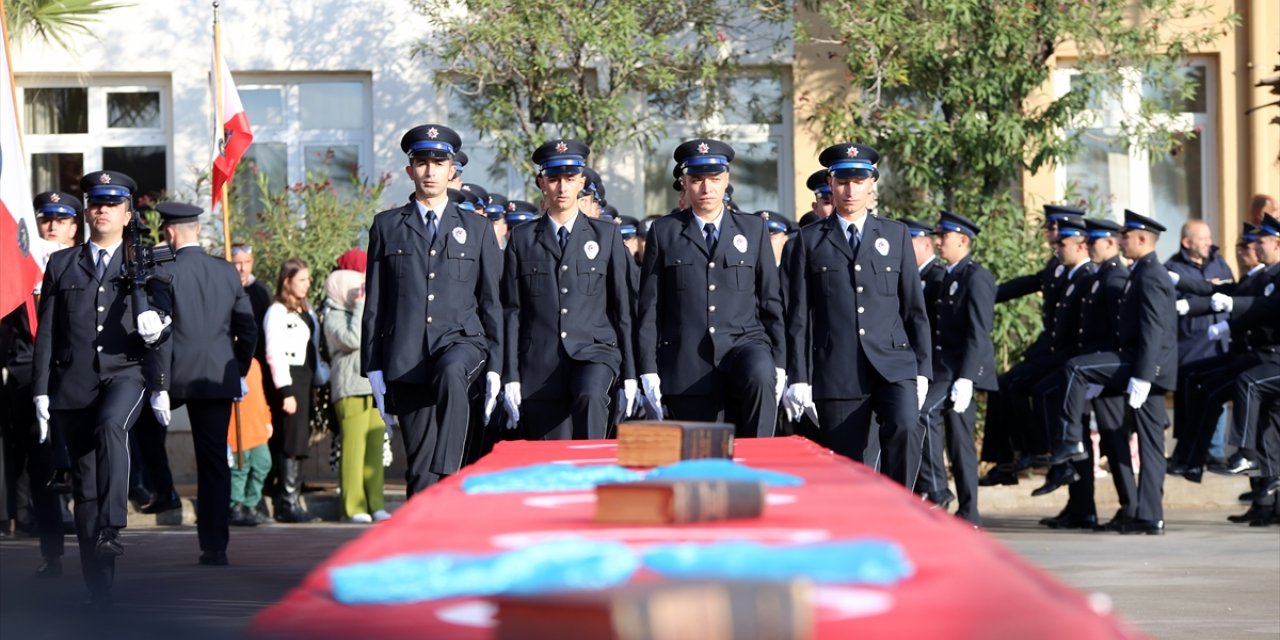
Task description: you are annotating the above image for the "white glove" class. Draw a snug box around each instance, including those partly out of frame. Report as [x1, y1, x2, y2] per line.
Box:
[774, 368, 786, 406]
[503, 381, 522, 430]
[620, 379, 637, 419]
[483, 371, 501, 422]
[1174, 299, 1189, 316]
[784, 383, 815, 423]
[367, 370, 390, 424]
[640, 373, 664, 421]
[136, 310, 171, 345]
[1167, 270, 1181, 285]
[35, 395, 50, 443]
[950, 378, 974, 413]
[236, 377, 249, 402]
[1207, 321, 1230, 341]
[916, 376, 929, 411]
[1084, 384, 1104, 400]
[1210, 293, 1233, 313]
[1126, 377, 1151, 409]
[150, 391, 171, 426]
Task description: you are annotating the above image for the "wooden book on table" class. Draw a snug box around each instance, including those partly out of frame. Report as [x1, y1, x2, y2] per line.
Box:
[615, 421, 734, 467]
[493, 579, 814, 640]
[594, 480, 766, 524]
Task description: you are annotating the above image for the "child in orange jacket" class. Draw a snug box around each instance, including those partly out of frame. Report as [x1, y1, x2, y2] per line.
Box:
[229, 358, 273, 526]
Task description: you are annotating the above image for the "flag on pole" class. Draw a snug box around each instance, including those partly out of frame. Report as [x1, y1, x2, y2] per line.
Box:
[0, 16, 43, 324]
[211, 45, 252, 212]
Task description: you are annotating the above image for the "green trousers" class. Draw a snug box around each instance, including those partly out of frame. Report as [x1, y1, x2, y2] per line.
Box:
[336, 395, 386, 518]
[230, 444, 272, 508]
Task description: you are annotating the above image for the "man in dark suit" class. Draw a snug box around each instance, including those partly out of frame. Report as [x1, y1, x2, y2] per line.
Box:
[155, 203, 256, 565]
[636, 139, 785, 438]
[362, 125, 503, 497]
[1050, 210, 1178, 534]
[32, 170, 172, 604]
[782, 143, 932, 487]
[905, 219, 948, 503]
[500, 140, 635, 440]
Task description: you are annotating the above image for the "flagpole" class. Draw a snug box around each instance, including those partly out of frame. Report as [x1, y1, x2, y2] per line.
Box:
[214, 2, 245, 470]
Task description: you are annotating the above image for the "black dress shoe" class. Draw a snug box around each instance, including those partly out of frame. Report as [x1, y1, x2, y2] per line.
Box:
[1118, 519, 1165, 535]
[1262, 477, 1280, 497]
[1239, 490, 1255, 504]
[1047, 441, 1088, 466]
[927, 489, 955, 510]
[1248, 512, 1280, 527]
[1176, 465, 1203, 484]
[35, 557, 62, 578]
[1227, 505, 1270, 524]
[198, 550, 229, 566]
[1038, 509, 1069, 527]
[979, 468, 1019, 486]
[46, 469, 72, 495]
[1047, 513, 1098, 530]
[1032, 464, 1080, 496]
[95, 528, 124, 557]
[229, 504, 258, 527]
[128, 486, 154, 510]
[1209, 452, 1259, 476]
[139, 492, 182, 514]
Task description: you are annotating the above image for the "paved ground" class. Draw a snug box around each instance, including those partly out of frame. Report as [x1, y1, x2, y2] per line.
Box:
[1, 511, 1276, 639]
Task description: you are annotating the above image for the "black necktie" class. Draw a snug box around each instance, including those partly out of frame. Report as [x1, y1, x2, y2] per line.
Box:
[704, 222, 717, 254]
[849, 228, 861, 256]
[425, 210, 437, 246]
[558, 226, 568, 251]
[95, 248, 107, 282]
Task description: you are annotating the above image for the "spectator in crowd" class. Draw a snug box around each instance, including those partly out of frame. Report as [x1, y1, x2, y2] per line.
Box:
[229, 359, 273, 527]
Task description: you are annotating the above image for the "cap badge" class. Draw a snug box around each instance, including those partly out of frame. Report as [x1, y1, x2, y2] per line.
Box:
[555, 141, 568, 153]
[874, 237, 890, 256]
[50, 193, 60, 203]
[507, 202, 516, 212]
[733, 233, 748, 253]
[427, 127, 439, 139]
[697, 142, 710, 154]
[452, 227, 467, 244]
[99, 174, 111, 184]
[584, 240, 599, 260]
[847, 146, 859, 157]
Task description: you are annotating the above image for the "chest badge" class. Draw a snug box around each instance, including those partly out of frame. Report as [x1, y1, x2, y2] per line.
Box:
[949, 280, 958, 296]
[733, 234, 748, 254]
[874, 237, 889, 256]
[1123, 281, 1131, 295]
[452, 227, 467, 245]
[584, 240, 599, 260]
[1054, 264, 1065, 278]
[1266, 283, 1275, 297]
[1065, 283, 1075, 297]
[1091, 281, 1100, 294]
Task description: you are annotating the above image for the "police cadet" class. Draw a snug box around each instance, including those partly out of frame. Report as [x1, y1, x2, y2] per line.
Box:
[914, 211, 996, 525]
[979, 205, 1079, 485]
[447, 150, 468, 191]
[805, 169, 833, 222]
[637, 139, 786, 437]
[32, 170, 172, 604]
[500, 139, 636, 440]
[362, 125, 503, 497]
[484, 193, 510, 249]
[904, 218, 949, 503]
[154, 202, 256, 566]
[783, 143, 932, 487]
[1050, 210, 1177, 535]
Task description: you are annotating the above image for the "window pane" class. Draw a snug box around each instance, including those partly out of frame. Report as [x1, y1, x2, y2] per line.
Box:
[299, 82, 363, 129]
[1062, 129, 1129, 218]
[305, 144, 359, 200]
[30, 153, 84, 197]
[107, 91, 160, 128]
[1149, 135, 1202, 259]
[720, 76, 783, 125]
[102, 146, 166, 198]
[241, 87, 284, 127]
[725, 141, 780, 211]
[23, 88, 87, 134]
[1142, 65, 1206, 113]
[233, 142, 287, 219]
[644, 142, 683, 217]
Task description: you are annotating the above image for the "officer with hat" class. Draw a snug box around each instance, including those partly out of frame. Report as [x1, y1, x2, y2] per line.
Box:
[31, 170, 172, 604]
[151, 202, 256, 565]
[500, 139, 635, 440]
[755, 210, 793, 267]
[447, 150, 468, 190]
[782, 143, 932, 487]
[578, 167, 605, 218]
[637, 139, 785, 437]
[505, 200, 540, 228]
[905, 218, 949, 502]
[483, 193, 511, 249]
[362, 125, 503, 497]
[459, 183, 490, 215]
[34, 191, 81, 251]
[1049, 209, 1177, 534]
[914, 211, 996, 524]
[805, 169, 833, 221]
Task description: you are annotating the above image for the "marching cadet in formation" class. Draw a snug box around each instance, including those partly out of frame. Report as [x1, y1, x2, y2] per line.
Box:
[636, 139, 786, 437]
[500, 140, 636, 439]
[1049, 210, 1177, 535]
[916, 211, 997, 525]
[906, 219, 949, 505]
[154, 202, 257, 565]
[783, 144, 931, 488]
[32, 171, 172, 604]
[362, 125, 503, 497]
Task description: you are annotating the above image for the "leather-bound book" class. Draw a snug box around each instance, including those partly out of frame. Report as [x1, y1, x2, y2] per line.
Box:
[594, 480, 766, 524]
[615, 421, 734, 467]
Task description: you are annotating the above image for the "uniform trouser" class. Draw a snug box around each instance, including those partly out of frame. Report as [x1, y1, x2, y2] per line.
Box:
[388, 343, 486, 499]
[917, 379, 979, 523]
[184, 399, 233, 554]
[1234, 362, 1280, 454]
[230, 443, 271, 509]
[1171, 354, 1236, 461]
[814, 372, 919, 488]
[1057, 352, 1167, 523]
[1251, 400, 1280, 512]
[1033, 370, 1101, 517]
[980, 355, 1062, 463]
[335, 395, 386, 518]
[663, 342, 779, 439]
[132, 406, 175, 498]
[1093, 395, 1137, 519]
[1179, 354, 1263, 467]
[2, 380, 64, 559]
[521, 361, 615, 441]
[52, 375, 147, 598]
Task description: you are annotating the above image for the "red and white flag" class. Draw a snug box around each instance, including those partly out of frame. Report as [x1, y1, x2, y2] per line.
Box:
[211, 45, 252, 212]
[0, 18, 42, 327]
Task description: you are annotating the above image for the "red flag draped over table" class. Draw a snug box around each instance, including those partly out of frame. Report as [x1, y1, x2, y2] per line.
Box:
[0, 15, 42, 327]
[211, 42, 252, 212]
